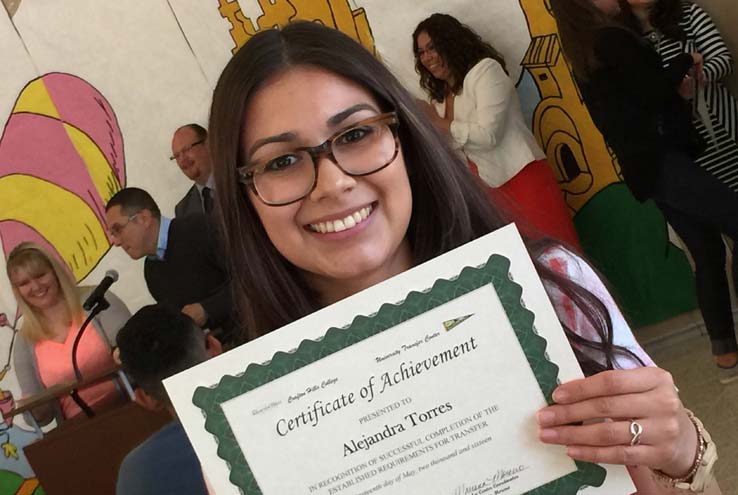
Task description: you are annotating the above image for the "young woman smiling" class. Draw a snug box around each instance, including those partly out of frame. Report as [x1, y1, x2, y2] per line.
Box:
[208, 21, 718, 493]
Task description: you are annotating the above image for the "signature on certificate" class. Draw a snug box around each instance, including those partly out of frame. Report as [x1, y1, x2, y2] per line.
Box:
[451, 464, 529, 495]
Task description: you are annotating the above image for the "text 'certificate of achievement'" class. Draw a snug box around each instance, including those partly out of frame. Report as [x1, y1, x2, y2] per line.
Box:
[166, 225, 636, 495]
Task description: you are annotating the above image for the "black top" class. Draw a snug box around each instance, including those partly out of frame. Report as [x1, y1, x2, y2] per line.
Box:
[578, 26, 699, 200]
[144, 213, 235, 341]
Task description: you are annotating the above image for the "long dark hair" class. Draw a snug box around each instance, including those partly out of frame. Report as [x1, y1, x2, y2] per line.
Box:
[209, 21, 642, 375]
[619, 0, 686, 40]
[549, 0, 618, 81]
[412, 13, 508, 102]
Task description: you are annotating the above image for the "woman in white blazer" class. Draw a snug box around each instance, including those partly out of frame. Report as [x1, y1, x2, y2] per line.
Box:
[413, 13, 580, 249]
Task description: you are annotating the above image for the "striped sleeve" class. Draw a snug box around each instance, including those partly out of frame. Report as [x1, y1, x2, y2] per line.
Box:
[686, 1, 733, 81]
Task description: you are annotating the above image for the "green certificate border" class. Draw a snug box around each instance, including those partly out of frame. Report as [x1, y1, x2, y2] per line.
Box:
[192, 254, 607, 494]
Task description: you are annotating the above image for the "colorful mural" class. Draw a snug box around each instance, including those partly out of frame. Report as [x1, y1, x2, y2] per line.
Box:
[0, 71, 125, 490]
[0, 313, 42, 492]
[219, 0, 376, 54]
[518, 0, 697, 324]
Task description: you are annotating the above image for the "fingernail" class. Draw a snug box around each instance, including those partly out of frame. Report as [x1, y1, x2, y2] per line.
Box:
[566, 447, 582, 458]
[539, 429, 558, 442]
[552, 389, 568, 402]
[537, 410, 555, 425]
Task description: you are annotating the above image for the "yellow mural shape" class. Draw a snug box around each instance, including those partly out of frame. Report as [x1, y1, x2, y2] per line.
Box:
[0, 175, 109, 280]
[519, 0, 621, 212]
[12, 79, 60, 120]
[63, 123, 123, 206]
[219, 0, 375, 54]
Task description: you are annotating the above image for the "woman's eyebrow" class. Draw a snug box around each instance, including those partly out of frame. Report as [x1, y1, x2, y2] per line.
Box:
[248, 103, 378, 155]
[248, 132, 297, 156]
[327, 103, 378, 127]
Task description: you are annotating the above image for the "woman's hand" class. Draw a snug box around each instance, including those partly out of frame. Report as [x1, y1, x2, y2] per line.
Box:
[678, 74, 696, 100]
[537, 368, 698, 478]
[691, 52, 706, 87]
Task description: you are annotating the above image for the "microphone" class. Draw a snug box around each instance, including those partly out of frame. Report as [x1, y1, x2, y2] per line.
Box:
[82, 270, 119, 311]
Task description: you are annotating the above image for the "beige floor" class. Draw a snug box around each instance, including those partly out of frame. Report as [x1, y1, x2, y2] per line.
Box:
[641, 310, 738, 495]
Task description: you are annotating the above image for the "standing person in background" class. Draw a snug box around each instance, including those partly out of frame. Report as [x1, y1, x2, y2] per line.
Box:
[621, 0, 738, 191]
[105, 187, 237, 346]
[412, 13, 580, 249]
[171, 124, 215, 216]
[550, 0, 738, 385]
[7, 243, 130, 424]
[207, 21, 718, 493]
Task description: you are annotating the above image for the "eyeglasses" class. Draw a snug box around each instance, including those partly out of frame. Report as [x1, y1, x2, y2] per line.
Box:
[108, 213, 139, 238]
[170, 139, 205, 161]
[237, 112, 400, 206]
[416, 42, 437, 59]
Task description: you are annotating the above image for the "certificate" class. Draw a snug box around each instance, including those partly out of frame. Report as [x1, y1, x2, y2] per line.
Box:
[166, 225, 636, 495]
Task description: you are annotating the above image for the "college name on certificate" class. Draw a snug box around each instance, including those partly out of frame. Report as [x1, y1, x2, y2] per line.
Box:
[190, 250, 613, 495]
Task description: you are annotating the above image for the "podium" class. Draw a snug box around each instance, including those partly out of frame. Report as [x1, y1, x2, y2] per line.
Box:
[5, 369, 171, 494]
[24, 402, 171, 494]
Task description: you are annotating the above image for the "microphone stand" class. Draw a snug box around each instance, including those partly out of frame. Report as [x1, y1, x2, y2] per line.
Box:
[69, 297, 110, 418]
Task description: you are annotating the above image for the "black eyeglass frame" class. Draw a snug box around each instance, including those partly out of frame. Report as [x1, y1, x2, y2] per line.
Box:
[170, 139, 205, 161]
[237, 112, 400, 206]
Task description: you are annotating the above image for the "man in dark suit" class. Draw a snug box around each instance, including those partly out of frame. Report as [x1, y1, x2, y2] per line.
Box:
[170, 124, 214, 217]
[105, 187, 236, 344]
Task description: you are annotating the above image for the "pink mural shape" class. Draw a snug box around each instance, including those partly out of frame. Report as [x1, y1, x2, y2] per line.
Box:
[0, 72, 126, 280]
[43, 73, 125, 182]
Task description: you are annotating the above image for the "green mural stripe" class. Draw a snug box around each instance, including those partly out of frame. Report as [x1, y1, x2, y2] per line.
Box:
[574, 183, 697, 327]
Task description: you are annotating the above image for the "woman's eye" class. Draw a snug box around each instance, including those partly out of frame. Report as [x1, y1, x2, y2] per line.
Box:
[265, 154, 300, 172]
[337, 127, 372, 145]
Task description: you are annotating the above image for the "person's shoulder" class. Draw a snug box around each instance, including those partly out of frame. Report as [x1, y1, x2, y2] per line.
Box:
[175, 185, 201, 215]
[537, 245, 585, 278]
[683, 0, 713, 29]
[682, 0, 703, 18]
[468, 58, 506, 78]
[181, 184, 199, 201]
[117, 435, 157, 488]
[117, 424, 174, 494]
[171, 212, 208, 233]
[120, 421, 179, 467]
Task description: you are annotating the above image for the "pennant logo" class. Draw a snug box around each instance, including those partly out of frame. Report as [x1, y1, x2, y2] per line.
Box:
[442, 314, 474, 332]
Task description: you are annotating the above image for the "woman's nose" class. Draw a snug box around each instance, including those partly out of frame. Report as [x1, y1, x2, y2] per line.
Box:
[309, 155, 356, 202]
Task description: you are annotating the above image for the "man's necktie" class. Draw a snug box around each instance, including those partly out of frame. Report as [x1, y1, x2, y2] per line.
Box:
[202, 187, 214, 213]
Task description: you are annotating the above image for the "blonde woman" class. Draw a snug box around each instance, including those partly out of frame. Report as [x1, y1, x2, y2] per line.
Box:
[6, 243, 130, 424]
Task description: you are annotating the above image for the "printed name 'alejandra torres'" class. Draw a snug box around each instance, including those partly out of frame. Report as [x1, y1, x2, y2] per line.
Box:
[344, 402, 454, 456]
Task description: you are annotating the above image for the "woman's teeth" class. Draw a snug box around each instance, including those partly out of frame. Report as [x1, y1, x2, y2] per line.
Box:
[309, 205, 373, 233]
